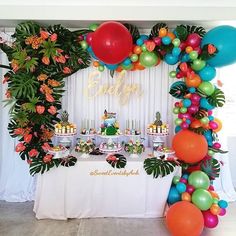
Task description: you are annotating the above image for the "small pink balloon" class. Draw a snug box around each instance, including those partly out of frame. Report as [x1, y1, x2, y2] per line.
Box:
[213, 142, 221, 149]
[208, 185, 215, 191]
[153, 37, 162, 46]
[179, 41, 187, 50]
[202, 210, 219, 228]
[188, 105, 199, 114]
[186, 33, 201, 48]
[186, 185, 195, 194]
[209, 121, 218, 130]
[191, 93, 201, 102]
[180, 178, 188, 184]
[181, 122, 189, 129]
[219, 208, 226, 216]
[86, 32, 94, 45]
[175, 102, 180, 107]
[208, 110, 213, 115]
[194, 46, 202, 54]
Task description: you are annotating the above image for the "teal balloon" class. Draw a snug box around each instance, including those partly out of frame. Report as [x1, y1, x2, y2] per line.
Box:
[176, 182, 187, 193]
[188, 171, 210, 190]
[175, 126, 182, 133]
[162, 36, 171, 45]
[165, 54, 179, 65]
[218, 200, 228, 209]
[167, 186, 181, 204]
[200, 98, 215, 110]
[198, 82, 215, 96]
[192, 189, 213, 210]
[123, 58, 132, 66]
[201, 25, 236, 67]
[89, 23, 99, 31]
[199, 65, 216, 81]
[172, 47, 181, 56]
[189, 51, 198, 60]
[136, 38, 144, 46]
[172, 176, 181, 184]
[106, 64, 118, 70]
[139, 51, 158, 67]
[183, 99, 191, 108]
[191, 59, 206, 71]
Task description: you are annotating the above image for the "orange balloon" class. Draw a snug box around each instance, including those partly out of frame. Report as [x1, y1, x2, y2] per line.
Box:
[172, 130, 208, 164]
[210, 204, 221, 215]
[116, 66, 123, 72]
[213, 118, 222, 132]
[182, 192, 191, 202]
[133, 46, 142, 55]
[134, 61, 145, 70]
[167, 32, 176, 41]
[209, 191, 219, 199]
[93, 61, 100, 67]
[166, 201, 204, 236]
[185, 74, 202, 88]
[190, 120, 202, 129]
[185, 46, 193, 53]
[159, 27, 168, 37]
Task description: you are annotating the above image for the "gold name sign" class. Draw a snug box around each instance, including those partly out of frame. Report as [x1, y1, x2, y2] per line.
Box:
[84, 70, 143, 105]
[90, 169, 139, 177]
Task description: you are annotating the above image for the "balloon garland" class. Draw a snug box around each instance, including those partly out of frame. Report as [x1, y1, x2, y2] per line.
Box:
[1, 21, 235, 234]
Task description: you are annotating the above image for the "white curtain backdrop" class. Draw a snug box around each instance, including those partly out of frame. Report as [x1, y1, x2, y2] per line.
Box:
[0, 30, 235, 202]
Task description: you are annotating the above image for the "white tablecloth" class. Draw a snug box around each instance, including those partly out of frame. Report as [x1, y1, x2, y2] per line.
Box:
[34, 149, 177, 220]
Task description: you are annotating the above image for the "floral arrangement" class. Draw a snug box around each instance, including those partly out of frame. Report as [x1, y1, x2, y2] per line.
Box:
[124, 140, 144, 154]
[75, 139, 95, 154]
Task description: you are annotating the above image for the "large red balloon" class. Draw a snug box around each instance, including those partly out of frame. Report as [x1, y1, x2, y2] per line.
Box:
[172, 130, 208, 163]
[166, 201, 204, 236]
[91, 21, 133, 64]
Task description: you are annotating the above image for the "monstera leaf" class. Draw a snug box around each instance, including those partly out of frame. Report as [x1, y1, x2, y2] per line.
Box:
[169, 81, 188, 99]
[60, 156, 77, 167]
[200, 157, 220, 180]
[175, 25, 188, 41]
[200, 44, 218, 61]
[193, 109, 208, 119]
[150, 23, 168, 38]
[123, 23, 140, 43]
[207, 88, 225, 107]
[144, 158, 177, 178]
[106, 154, 127, 169]
[180, 25, 206, 38]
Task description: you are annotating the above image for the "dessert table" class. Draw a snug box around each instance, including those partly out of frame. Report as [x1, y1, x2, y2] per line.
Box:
[33, 149, 178, 220]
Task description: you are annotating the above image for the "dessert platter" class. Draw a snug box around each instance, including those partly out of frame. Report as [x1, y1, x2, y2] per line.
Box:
[48, 145, 70, 159]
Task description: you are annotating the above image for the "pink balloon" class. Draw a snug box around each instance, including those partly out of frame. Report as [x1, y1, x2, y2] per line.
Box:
[186, 33, 201, 48]
[179, 42, 187, 50]
[153, 37, 162, 46]
[202, 210, 219, 228]
[208, 110, 213, 115]
[86, 32, 94, 45]
[178, 114, 184, 119]
[175, 102, 180, 107]
[219, 208, 226, 216]
[209, 121, 218, 130]
[180, 178, 188, 184]
[194, 46, 202, 54]
[208, 185, 215, 191]
[213, 142, 221, 149]
[182, 113, 191, 119]
[188, 105, 199, 114]
[191, 93, 201, 103]
[181, 122, 189, 129]
[186, 185, 195, 194]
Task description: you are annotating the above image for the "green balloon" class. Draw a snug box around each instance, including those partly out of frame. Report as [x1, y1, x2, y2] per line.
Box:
[130, 54, 139, 62]
[80, 40, 88, 50]
[192, 189, 213, 211]
[141, 44, 147, 52]
[213, 198, 219, 204]
[200, 117, 209, 124]
[172, 176, 181, 185]
[175, 118, 183, 126]
[98, 65, 105, 72]
[180, 107, 187, 113]
[191, 59, 206, 71]
[208, 150, 215, 156]
[169, 71, 177, 78]
[189, 51, 198, 60]
[122, 64, 133, 70]
[173, 107, 180, 114]
[139, 51, 158, 67]
[89, 23, 99, 31]
[188, 171, 210, 190]
[172, 38, 181, 47]
[198, 82, 215, 96]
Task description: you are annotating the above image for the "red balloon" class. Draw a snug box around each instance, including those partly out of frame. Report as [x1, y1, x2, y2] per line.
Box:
[172, 130, 208, 164]
[91, 21, 133, 64]
[186, 33, 201, 48]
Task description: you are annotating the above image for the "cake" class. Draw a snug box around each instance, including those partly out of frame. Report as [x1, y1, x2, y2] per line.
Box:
[80, 119, 96, 135]
[48, 145, 70, 159]
[147, 111, 169, 134]
[99, 110, 121, 135]
[54, 110, 77, 135]
[99, 140, 122, 153]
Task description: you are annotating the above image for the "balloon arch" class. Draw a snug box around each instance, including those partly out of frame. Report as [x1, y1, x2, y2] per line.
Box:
[0, 21, 234, 235]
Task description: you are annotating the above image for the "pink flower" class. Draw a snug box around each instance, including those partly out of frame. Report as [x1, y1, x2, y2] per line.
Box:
[24, 134, 32, 143]
[27, 159, 32, 165]
[50, 33, 58, 42]
[46, 94, 55, 103]
[15, 143, 26, 152]
[42, 142, 51, 151]
[63, 67, 71, 74]
[2, 76, 9, 84]
[40, 31, 49, 40]
[43, 154, 53, 163]
[14, 128, 24, 135]
[48, 106, 57, 115]
[36, 105, 45, 114]
[29, 149, 39, 158]
[5, 90, 11, 98]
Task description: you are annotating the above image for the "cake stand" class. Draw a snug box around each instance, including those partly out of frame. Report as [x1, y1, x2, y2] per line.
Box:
[98, 135, 123, 153]
[48, 147, 70, 159]
[79, 133, 96, 141]
[54, 132, 77, 149]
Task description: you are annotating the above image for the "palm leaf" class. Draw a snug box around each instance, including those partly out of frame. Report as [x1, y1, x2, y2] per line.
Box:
[193, 109, 208, 119]
[175, 25, 188, 41]
[150, 23, 168, 38]
[200, 44, 218, 61]
[106, 154, 127, 169]
[200, 157, 220, 180]
[169, 81, 188, 99]
[143, 158, 177, 178]
[123, 23, 140, 43]
[207, 88, 225, 107]
[180, 25, 206, 38]
[189, 127, 208, 135]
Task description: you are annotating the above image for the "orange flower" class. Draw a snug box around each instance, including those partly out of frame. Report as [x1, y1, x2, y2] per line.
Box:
[41, 128, 54, 141]
[40, 84, 53, 94]
[43, 154, 53, 163]
[36, 105, 45, 114]
[47, 79, 60, 87]
[50, 33, 58, 42]
[24, 134, 32, 143]
[42, 142, 51, 151]
[208, 44, 216, 54]
[63, 67, 71, 74]
[29, 149, 39, 158]
[48, 105, 57, 115]
[11, 59, 19, 72]
[37, 73, 48, 81]
[40, 30, 49, 40]
[5, 90, 11, 98]
[42, 56, 50, 65]
[25, 36, 35, 45]
[46, 93, 55, 102]
[15, 143, 26, 152]
[14, 128, 24, 135]
[54, 55, 66, 64]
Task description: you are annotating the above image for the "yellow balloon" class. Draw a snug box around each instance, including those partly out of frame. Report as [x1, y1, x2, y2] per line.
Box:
[214, 118, 222, 132]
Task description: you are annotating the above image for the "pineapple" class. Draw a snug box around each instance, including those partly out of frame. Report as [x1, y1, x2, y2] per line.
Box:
[60, 110, 69, 126]
[154, 111, 163, 126]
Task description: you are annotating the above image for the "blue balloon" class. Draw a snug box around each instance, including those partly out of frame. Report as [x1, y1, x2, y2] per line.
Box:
[181, 54, 190, 62]
[189, 87, 196, 93]
[204, 130, 213, 144]
[199, 65, 216, 81]
[140, 35, 149, 41]
[136, 38, 144, 46]
[167, 186, 181, 205]
[165, 54, 179, 65]
[172, 47, 181, 56]
[182, 173, 189, 180]
[106, 64, 118, 70]
[175, 126, 182, 133]
[183, 99, 191, 108]
[87, 46, 98, 59]
[201, 25, 236, 67]
[123, 58, 132, 66]
[186, 119, 191, 125]
[200, 98, 215, 110]
[176, 182, 187, 194]
[208, 115, 214, 121]
[218, 200, 228, 209]
[162, 36, 171, 45]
